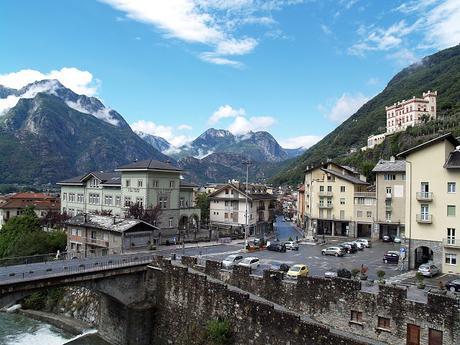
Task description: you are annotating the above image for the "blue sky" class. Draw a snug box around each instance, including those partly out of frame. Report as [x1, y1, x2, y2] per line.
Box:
[1, 0, 459, 149]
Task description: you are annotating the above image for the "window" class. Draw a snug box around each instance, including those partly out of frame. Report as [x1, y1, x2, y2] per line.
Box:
[445, 253, 457, 265]
[421, 182, 429, 193]
[350, 310, 362, 323]
[136, 197, 143, 208]
[77, 194, 84, 203]
[319, 186, 324, 192]
[401, 173, 406, 180]
[367, 211, 372, 218]
[125, 179, 131, 187]
[421, 204, 429, 220]
[153, 180, 159, 188]
[377, 317, 390, 330]
[386, 187, 392, 195]
[179, 197, 184, 208]
[448, 182, 456, 193]
[159, 196, 168, 209]
[169, 217, 173, 228]
[447, 228, 456, 245]
[340, 210, 345, 219]
[224, 213, 228, 219]
[71, 228, 77, 236]
[340, 186, 346, 192]
[340, 198, 345, 205]
[89, 193, 100, 205]
[69, 193, 75, 202]
[326, 197, 332, 206]
[357, 210, 363, 218]
[115, 196, 121, 206]
[124, 196, 132, 207]
[62, 193, 67, 201]
[104, 195, 113, 206]
[428, 329, 443, 345]
[386, 211, 391, 221]
[225, 189, 229, 194]
[169, 181, 175, 188]
[447, 205, 456, 217]
[384, 174, 396, 180]
[137, 179, 143, 188]
[327, 186, 332, 192]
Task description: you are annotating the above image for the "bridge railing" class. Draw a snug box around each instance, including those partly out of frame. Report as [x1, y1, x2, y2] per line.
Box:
[0, 252, 73, 267]
[0, 253, 156, 286]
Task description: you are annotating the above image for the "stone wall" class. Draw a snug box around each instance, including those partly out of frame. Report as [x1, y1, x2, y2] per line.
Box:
[178, 256, 460, 345]
[57, 287, 99, 326]
[148, 259, 369, 345]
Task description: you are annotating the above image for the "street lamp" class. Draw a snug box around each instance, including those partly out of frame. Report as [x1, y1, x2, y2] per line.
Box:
[243, 160, 251, 249]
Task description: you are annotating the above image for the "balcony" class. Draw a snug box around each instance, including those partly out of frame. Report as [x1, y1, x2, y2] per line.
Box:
[416, 192, 433, 202]
[416, 214, 432, 224]
[318, 191, 333, 197]
[354, 192, 376, 198]
[385, 205, 392, 211]
[443, 238, 460, 248]
[385, 193, 392, 199]
[319, 204, 333, 209]
[85, 237, 109, 247]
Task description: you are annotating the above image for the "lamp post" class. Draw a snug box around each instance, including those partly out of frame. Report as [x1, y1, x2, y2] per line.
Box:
[243, 160, 251, 249]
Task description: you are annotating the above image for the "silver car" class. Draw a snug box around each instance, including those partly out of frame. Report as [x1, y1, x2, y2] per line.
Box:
[285, 241, 299, 251]
[321, 246, 345, 257]
[222, 254, 244, 269]
[418, 263, 440, 277]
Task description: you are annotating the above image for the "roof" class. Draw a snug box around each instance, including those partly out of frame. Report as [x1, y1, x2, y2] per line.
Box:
[397, 133, 459, 158]
[444, 150, 460, 169]
[305, 162, 357, 174]
[116, 159, 182, 172]
[208, 183, 276, 201]
[66, 214, 159, 233]
[372, 159, 406, 173]
[180, 181, 198, 188]
[57, 172, 121, 186]
[0, 199, 60, 210]
[298, 184, 305, 192]
[321, 168, 369, 185]
[10, 192, 57, 200]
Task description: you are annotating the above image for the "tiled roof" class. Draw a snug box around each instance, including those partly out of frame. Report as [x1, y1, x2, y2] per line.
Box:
[66, 214, 159, 233]
[321, 168, 368, 185]
[116, 159, 182, 172]
[57, 172, 121, 185]
[0, 199, 60, 210]
[208, 183, 275, 201]
[444, 150, 460, 169]
[57, 174, 87, 185]
[372, 159, 406, 173]
[10, 192, 57, 200]
[180, 181, 198, 188]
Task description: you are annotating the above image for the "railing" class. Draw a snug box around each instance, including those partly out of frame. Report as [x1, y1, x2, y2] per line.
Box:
[354, 192, 376, 198]
[319, 204, 333, 209]
[318, 191, 333, 197]
[86, 238, 110, 247]
[416, 192, 433, 201]
[385, 193, 392, 199]
[416, 214, 432, 223]
[443, 238, 460, 248]
[385, 205, 392, 211]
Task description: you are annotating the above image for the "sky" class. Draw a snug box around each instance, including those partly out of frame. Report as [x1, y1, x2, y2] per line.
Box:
[1, 0, 460, 150]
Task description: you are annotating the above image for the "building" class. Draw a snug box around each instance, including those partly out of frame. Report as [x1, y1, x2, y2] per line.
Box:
[208, 183, 276, 237]
[386, 91, 437, 134]
[398, 133, 460, 274]
[296, 184, 305, 228]
[372, 158, 406, 240]
[302, 162, 376, 239]
[58, 159, 200, 243]
[66, 213, 159, 257]
[366, 133, 387, 150]
[0, 192, 60, 228]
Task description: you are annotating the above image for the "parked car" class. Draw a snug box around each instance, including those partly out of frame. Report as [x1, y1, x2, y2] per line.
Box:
[339, 243, 356, 254]
[393, 236, 402, 244]
[344, 242, 359, 252]
[253, 238, 266, 246]
[383, 251, 400, 264]
[324, 271, 338, 278]
[286, 264, 309, 279]
[382, 235, 393, 242]
[337, 268, 352, 279]
[268, 261, 290, 272]
[351, 241, 364, 250]
[417, 264, 440, 277]
[237, 257, 260, 269]
[222, 254, 244, 269]
[285, 241, 299, 251]
[445, 279, 460, 292]
[356, 238, 371, 248]
[322, 246, 345, 257]
[267, 242, 287, 252]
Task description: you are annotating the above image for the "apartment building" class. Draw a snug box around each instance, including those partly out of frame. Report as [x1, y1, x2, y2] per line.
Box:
[58, 159, 200, 242]
[66, 213, 159, 258]
[0, 192, 60, 228]
[372, 158, 406, 240]
[303, 163, 376, 239]
[398, 133, 460, 274]
[386, 91, 437, 134]
[208, 183, 276, 236]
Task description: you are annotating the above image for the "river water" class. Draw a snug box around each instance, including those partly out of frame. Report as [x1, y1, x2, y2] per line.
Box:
[0, 313, 110, 345]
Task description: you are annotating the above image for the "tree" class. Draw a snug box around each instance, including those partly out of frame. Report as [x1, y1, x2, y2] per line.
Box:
[127, 203, 162, 226]
[40, 209, 71, 229]
[195, 193, 210, 222]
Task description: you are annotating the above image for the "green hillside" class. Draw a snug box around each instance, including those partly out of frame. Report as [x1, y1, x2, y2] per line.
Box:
[271, 44, 460, 185]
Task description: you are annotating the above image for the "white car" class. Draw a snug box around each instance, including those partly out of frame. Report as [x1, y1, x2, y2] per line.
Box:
[355, 239, 371, 248]
[352, 241, 365, 250]
[285, 241, 299, 251]
[393, 237, 402, 244]
[222, 254, 244, 269]
[237, 257, 260, 269]
[418, 263, 440, 277]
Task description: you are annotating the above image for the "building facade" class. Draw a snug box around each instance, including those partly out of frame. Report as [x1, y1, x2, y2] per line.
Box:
[208, 183, 276, 237]
[386, 91, 437, 134]
[399, 134, 460, 274]
[58, 159, 200, 243]
[372, 158, 406, 240]
[66, 213, 159, 257]
[0, 192, 60, 228]
[303, 163, 376, 239]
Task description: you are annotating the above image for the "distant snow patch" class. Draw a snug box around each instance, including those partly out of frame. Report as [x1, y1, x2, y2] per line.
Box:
[66, 100, 120, 126]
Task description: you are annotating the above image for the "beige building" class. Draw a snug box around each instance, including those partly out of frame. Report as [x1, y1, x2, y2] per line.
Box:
[372, 158, 406, 240]
[399, 133, 460, 274]
[66, 213, 159, 257]
[58, 159, 200, 243]
[386, 90, 437, 134]
[208, 183, 276, 237]
[303, 163, 375, 239]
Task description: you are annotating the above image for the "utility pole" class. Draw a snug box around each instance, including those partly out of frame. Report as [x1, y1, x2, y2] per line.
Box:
[243, 160, 251, 249]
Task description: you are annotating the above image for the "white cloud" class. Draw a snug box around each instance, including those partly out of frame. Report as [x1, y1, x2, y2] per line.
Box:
[208, 104, 245, 124]
[386, 47, 419, 66]
[422, 0, 460, 49]
[228, 115, 276, 135]
[279, 135, 322, 149]
[101, 0, 301, 66]
[177, 124, 192, 130]
[320, 24, 332, 35]
[131, 120, 193, 148]
[66, 100, 119, 126]
[320, 93, 369, 123]
[0, 67, 98, 96]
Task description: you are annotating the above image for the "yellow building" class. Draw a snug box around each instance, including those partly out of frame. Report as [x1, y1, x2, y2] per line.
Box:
[303, 163, 375, 239]
[399, 133, 460, 274]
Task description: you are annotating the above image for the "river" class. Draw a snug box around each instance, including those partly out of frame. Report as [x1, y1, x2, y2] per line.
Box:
[0, 313, 110, 345]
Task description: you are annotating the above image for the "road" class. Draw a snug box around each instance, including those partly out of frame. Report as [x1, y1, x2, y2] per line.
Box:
[274, 216, 302, 241]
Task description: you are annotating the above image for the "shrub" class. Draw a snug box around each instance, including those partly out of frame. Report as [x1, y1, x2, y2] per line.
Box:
[205, 319, 232, 345]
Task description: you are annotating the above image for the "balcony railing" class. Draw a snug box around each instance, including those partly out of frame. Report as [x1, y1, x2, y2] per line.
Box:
[385, 205, 392, 211]
[354, 192, 376, 198]
[319, 204, 333, 209]
[416, 192, 433, 202]
[416, 214, 432, 224]
[85, 237, 110, 247]
[443, 238, 460, 248]
[385, 193, 392, 199]
[318, 191, 333, 197]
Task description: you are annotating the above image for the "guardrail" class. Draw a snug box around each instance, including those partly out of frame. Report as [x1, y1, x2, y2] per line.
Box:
[0, 252, 73, 267]
[0, 254, 155, 286]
